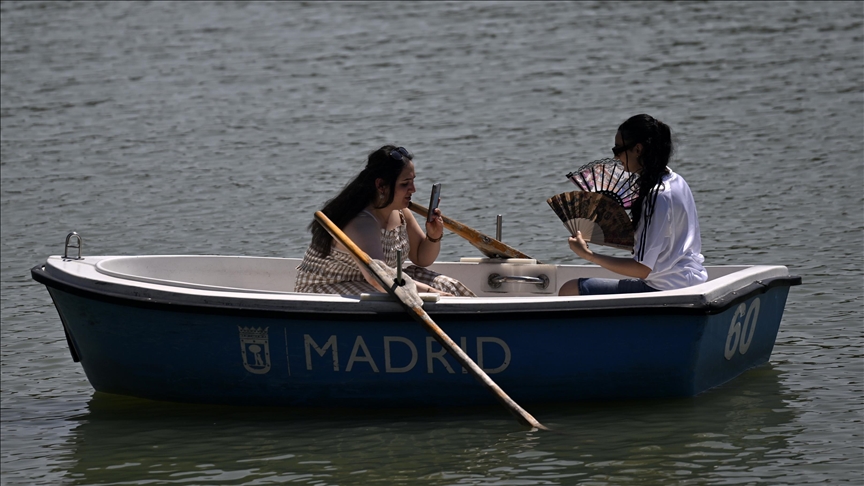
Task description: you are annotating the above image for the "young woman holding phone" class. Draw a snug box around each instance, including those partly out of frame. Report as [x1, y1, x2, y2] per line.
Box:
[295, 145, 475, 297]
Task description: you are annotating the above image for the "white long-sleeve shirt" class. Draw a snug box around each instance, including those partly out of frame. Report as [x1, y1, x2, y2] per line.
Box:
[634, 170, 708, 290]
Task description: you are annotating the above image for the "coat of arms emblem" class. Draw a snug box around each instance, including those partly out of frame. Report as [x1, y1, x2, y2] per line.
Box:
[239, 326, 271, 374]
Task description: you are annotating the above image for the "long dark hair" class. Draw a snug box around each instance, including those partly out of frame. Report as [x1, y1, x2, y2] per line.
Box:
[618, 114, 673, 260]
[308, 145, 408, 256]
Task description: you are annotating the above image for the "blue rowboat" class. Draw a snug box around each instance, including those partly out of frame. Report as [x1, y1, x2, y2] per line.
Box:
[31, 243, 800, 408]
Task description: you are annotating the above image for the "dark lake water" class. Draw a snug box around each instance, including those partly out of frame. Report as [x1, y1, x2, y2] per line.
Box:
[2, 1, 861, 484]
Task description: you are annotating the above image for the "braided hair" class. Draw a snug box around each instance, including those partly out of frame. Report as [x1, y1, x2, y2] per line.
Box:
[618, 114, 674, 261]
[308, 145, 409, 256]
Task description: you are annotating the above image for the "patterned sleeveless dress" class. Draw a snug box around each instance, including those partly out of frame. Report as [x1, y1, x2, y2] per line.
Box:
[294, 210, 476, 296]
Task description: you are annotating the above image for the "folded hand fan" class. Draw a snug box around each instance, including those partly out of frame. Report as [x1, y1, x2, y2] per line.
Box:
[550, 159, 640, 250]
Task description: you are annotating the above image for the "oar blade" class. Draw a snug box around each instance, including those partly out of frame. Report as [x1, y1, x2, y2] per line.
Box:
[408, 202, 537, 261]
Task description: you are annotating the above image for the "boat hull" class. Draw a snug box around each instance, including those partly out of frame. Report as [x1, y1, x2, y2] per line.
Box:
[38, 258, 796, 407]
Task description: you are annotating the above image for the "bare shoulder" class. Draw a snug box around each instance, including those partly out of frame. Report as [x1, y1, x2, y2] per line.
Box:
[401, 208, 419, 225]
[345, 212, 381, 235]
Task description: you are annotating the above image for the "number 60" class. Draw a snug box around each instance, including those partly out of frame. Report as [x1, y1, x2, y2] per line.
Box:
[724, 298, 761, 360]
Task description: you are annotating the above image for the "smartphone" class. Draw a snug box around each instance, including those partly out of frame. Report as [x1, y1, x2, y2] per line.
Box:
[427, 183, 442, 223]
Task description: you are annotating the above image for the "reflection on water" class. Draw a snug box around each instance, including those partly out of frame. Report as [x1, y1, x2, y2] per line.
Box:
[61, 366, 797, 485]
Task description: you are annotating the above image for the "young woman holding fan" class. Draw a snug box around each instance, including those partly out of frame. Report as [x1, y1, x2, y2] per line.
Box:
[558, 114, 707, 296]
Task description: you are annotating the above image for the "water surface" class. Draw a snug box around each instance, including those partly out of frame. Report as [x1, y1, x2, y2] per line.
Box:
[2, 1, 861, 484]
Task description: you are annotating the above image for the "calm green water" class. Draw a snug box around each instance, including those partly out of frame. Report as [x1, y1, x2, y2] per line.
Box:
[2, 1, 861, 485]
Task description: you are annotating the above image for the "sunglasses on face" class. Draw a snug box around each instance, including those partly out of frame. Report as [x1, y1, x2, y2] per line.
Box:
[389, 147, 413, 162]
[612, 141, 635, 156]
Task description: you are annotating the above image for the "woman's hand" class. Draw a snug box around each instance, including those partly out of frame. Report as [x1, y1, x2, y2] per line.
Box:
[568, 231, 652, 279]
[568, 231, 594, 262]
[424, 207, 444, 242]
[403, 207, 438, 267]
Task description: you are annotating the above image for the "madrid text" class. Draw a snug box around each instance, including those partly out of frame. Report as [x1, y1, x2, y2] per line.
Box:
[302, 334, 511, 374]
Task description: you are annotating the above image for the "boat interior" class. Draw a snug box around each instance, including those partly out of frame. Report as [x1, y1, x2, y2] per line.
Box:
[83, 254, 761, 299]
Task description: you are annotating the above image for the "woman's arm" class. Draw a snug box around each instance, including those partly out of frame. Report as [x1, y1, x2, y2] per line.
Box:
[341, 214, 386, 260]
[568, 232, 651, 279]
[404, 207, 444, 267]
[338, 214, 388, 291]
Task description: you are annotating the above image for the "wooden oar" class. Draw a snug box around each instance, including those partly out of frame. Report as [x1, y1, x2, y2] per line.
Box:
[408, 202, 539, 262]
[314, 211, 548, 430]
